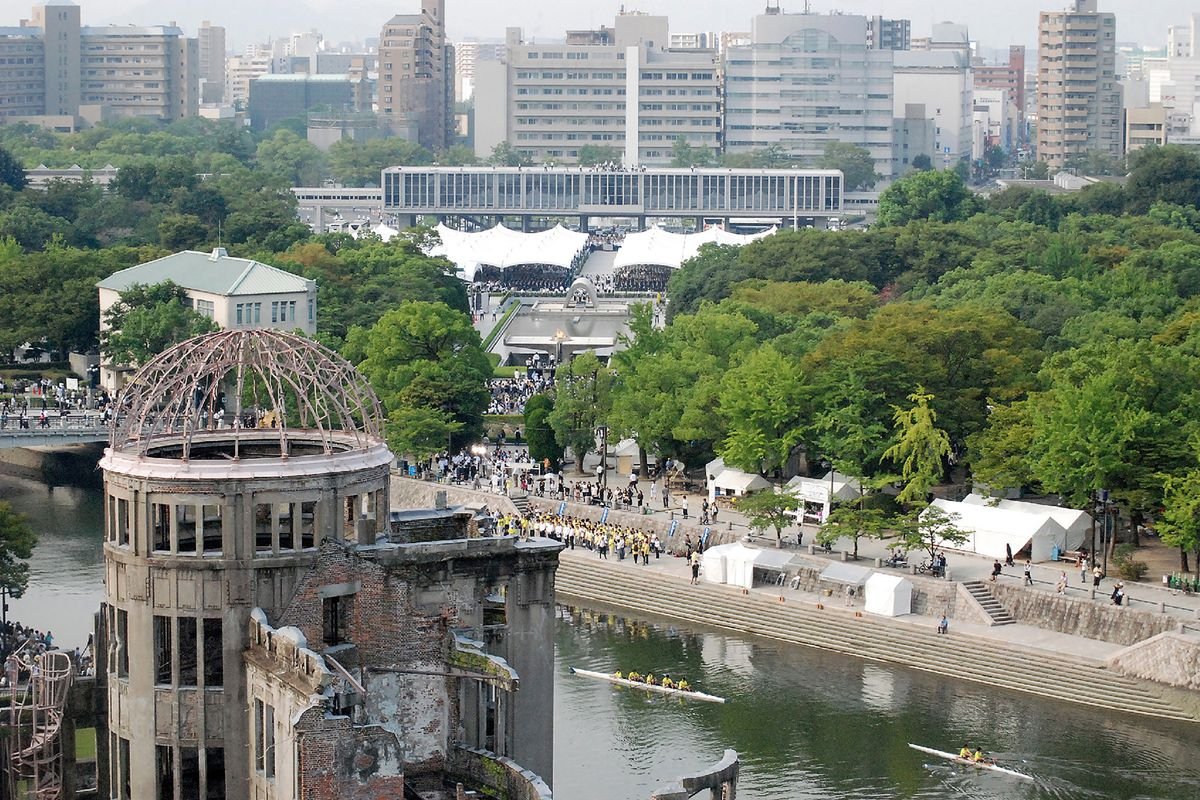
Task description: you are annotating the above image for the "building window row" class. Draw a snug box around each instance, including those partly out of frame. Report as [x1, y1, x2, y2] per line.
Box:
[153, 614, 224, 688]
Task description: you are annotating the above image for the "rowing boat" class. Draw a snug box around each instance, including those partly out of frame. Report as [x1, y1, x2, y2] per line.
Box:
[569, 667, 726, 704]
[908, 744, 1033, 782]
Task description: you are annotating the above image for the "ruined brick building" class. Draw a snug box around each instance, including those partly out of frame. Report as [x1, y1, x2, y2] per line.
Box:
[95, 330, 560, 800]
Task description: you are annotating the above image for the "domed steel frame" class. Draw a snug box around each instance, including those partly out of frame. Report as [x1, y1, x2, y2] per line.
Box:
[111, 329, 383, 459]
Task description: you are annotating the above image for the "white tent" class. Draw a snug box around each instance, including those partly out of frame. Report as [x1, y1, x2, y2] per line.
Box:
[863, 573, 913, 617]
[706, 457, 773, 502]
[924, 498, 1072, 562]
[613, 224, 777, 270]
[701, 542, 762, 589]
[429, 222, 589, 280]
[961, 493, 1090, 546]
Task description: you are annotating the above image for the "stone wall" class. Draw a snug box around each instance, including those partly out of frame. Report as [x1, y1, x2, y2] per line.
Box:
[990, 583, 1177, 646]
[447, 745, 553, 800]
[1108, 632, 1200, 691]
[650, 748, 739, 800]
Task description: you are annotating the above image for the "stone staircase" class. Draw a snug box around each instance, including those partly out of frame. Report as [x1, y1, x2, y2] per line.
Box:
[509, 493, 531, 516]
[962, 581, 1016, 626]
[554, 552, 1200, 723]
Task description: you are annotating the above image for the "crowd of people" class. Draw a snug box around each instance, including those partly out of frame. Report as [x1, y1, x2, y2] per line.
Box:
[611, 265, 671, 293]
[470, 264, 574, 293]
[487, 361, 555, 415]
[0, 622, 93, 686]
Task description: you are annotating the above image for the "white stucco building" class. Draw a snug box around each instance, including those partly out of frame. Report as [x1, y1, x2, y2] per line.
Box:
[893, 24, 973, 167]
[96, 248, 316, 389]
[724, 10, 895, 177]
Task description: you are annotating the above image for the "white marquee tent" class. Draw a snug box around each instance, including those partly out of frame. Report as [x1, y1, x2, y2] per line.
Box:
[863, 573, 913, 617]
[702, 542, 763, 589]
[613, 225, 777, 270]
[961, 493, 1091, 543]
[706, 457, 773, 503]
[428, 223, 590, 281]
[923, 498, 1081, 562]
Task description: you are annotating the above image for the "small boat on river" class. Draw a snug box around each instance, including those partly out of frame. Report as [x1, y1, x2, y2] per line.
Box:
[569, 667, 726, 704]
[908, 743, 1034, 782]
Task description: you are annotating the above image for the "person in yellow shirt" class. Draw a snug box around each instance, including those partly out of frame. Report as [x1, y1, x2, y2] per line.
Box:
[661, 674, 674, 689]
[645, 674, 657, 686]
[676, 679, 690, 692]
[959, 745, 971, 760]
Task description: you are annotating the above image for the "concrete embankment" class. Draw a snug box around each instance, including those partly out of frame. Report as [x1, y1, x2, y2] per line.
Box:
[555, 550, 1200, 724]
[0, 443, 104, 487]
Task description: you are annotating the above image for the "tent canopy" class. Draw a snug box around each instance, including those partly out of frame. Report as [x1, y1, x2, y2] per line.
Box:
[614, 224, 777, 270]
[706, 457, 773, 499]
[925, 498, 1074, 562]
[428, 223, 590, 280]
[701, 542, 762, 589]
[864, 573, 912, 617]
[961, 493, 1091, 543]
[786, 471, 861, 504]
[819, 562, 872, 586]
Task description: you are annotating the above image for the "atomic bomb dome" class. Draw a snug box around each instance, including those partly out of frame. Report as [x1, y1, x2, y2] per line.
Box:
[110, 329, 384, 460]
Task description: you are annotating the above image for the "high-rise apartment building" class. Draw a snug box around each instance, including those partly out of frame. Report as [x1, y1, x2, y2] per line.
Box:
[197, 21, 225, 103]
[225, 53, 271, 109]
[0, 4, 197, 125]
[1037, 0, 1121, 169]
[453, 39, 505, 103]
[868, 16, 911, 51]
[474, 13, 721, 166]
[378, 0, 453, 151]
[724, 10, 895, 176]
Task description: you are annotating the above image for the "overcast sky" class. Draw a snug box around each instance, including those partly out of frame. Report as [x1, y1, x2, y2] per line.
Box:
[54, 1, 1199, 52]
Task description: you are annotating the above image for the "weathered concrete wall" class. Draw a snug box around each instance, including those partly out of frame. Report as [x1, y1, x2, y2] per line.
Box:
[448, 745, 553, 800]
[391, 475, 520, 517]
[650, 748, 740, 800]
[1108, 632, 1200, 691]
[990, 583, 1177, 646]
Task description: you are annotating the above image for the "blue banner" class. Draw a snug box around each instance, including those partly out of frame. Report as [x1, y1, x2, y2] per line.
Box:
[667, 519, 679, 540]
[701, 527, 710, 546]
[600, 507, 610, 524]
[557, 502, 567, 517]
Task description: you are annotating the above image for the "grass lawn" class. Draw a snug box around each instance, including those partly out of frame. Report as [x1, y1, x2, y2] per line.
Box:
[76, 727, 96, 761]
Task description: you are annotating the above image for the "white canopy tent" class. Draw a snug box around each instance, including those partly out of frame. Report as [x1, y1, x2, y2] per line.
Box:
[961, 493, 1091, 545]
[924, 498, 1077, 562]
[428, 223, 590, 281]
[863, 573, 913, 617]
[613, 224, 777, 270]
[702, 543, 775, 589]
[785, 471, 862, 524]
[706, 457, 773, 502]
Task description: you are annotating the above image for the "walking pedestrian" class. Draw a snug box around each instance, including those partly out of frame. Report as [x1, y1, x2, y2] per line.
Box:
[689, 551, 701, 585]
[1023, 560, 1033, 586]
[681, 496, 688, 519]
[1092, 565, 1103, 588]
[1079, 554, 1089, 584]
[1004, 542, 1014, 567]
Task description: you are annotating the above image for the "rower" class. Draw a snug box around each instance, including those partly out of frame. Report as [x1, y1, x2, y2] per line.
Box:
[661, 674, 674, 689]
[627, 671, 642, 683]
[959, 745, 971, 760]
[613, 671, 623, 680]
[645, 674, 657, 686]
[972, 748, 986, 763]
[676, 679, 690, 692]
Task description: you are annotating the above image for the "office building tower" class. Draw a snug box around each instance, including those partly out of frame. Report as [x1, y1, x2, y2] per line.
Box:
[474, 13, 721, 166]
[724, 9, 895, 176]
[378, 0, 453, 151]
[197, 21, 226, 103]
[868, 16, 911, 51]
[1037, 0, 1121, 169]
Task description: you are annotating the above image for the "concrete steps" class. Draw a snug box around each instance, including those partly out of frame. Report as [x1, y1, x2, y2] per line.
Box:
[963, 580, 1016, 625]
[554, 553, 1199, 723]
[510, 494, 531, 516]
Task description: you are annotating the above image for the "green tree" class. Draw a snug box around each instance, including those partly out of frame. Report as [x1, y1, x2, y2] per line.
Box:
[894, 504, 969, 564]
[1125, 145, 1200, 213]
[488, 141, 532, 167]
[1158, 468, 1200, 572]
[327, 138, 433, 186]
[576, 144, 621, 166]
[385, 405, 462, 462]
[440, 144, 480, 166]
[883, 387, 952, 506]
[349, 300, 492, 450]
[818, 141, 880, 191]
[911, 154, 933, 171]
[547, 352, 613, 474]
[818, 505, 890, 560]
[738, 490, 802, 548]
[255, 129, 326, 186]
[0, 145, 27, 192]
[670, 136, 715, 167]
[716, 344, 806, 473]
[100, 281, 219, 367]
[877, 169, 982, 227]
[0, 501, 37, 628]
[157, 213, 208, 250]
[524, 393, 563, 471]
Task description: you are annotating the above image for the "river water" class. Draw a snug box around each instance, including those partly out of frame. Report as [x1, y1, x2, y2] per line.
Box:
[3, 473, 1199, 800]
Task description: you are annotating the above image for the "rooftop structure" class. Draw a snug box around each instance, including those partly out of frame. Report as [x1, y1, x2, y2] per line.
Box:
[382, 166, 844, 230]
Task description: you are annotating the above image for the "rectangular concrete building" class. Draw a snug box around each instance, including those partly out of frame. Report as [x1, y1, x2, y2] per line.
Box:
[1037, 0, 1121, 170]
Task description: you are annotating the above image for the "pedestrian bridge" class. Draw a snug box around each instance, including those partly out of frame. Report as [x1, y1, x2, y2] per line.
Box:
[0, 416, 108, 449]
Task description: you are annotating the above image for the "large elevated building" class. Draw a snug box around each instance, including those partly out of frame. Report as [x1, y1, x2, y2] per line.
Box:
[382, 165, 844, 230]
[97, 330, 560, 799]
